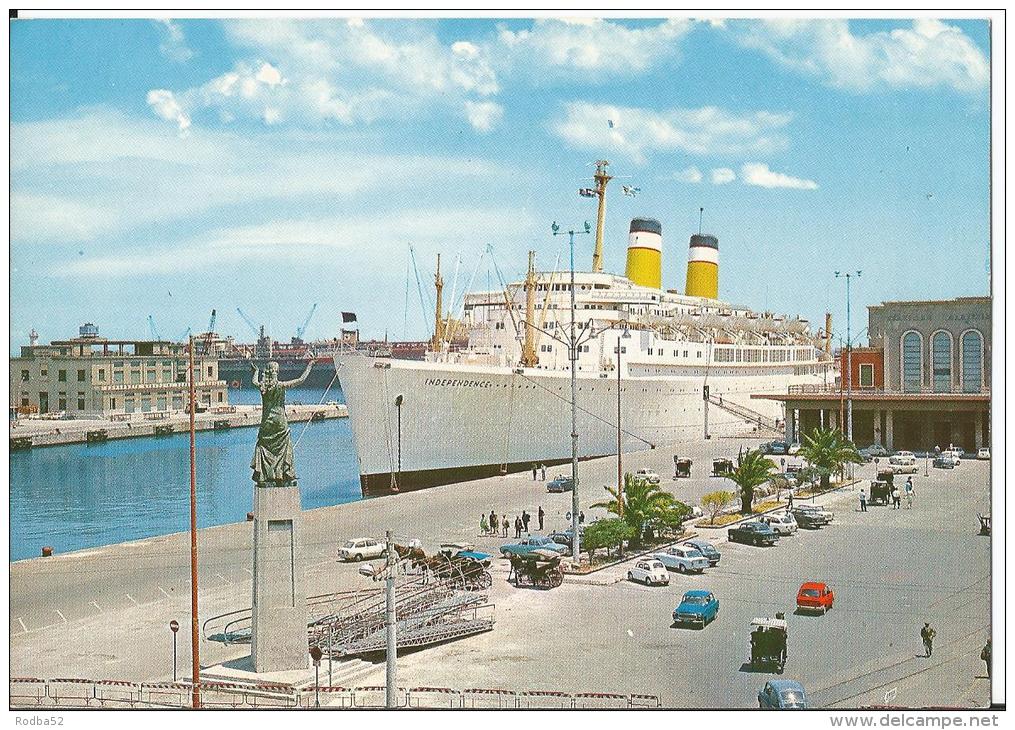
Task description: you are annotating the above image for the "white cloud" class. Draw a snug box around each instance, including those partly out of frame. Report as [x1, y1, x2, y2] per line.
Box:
[710, 168, 736, 184]
[740, 162, 817, 189]
[729, 19, 988, 94]
[10, 193, 119, 242]
[146, 89, 190, 131]
[157, 19, 193, 63]
[673, 166, 703, 183]
[464, 100, 503, 132]
[255, 62, 284, 87]
[552, 101, 792, 163]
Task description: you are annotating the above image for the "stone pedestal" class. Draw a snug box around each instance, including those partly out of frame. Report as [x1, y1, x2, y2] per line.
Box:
[251, 482, 308, 673]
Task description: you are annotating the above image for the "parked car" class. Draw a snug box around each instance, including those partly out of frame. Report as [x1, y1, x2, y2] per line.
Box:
[794, 503, 833, 523]
[945, 448, 963, 464]
[546, 476, 574, 493]
[673, 589, 719, 628]
[500, 535, 569, 558]
[338, 537, 387, 562]
[866, 444, 890, 458]
[547, 528, 582, 556]
[888, 455, 919, 474]
[790, 507, 827, 529]
[728, 521, 780, 546]
[760, 511, 798, 536]
[683, 538, 721, 566]
[977, 447, 991, 460]
[761, 441, 789, 455]
[654, 545, 709, 573]
[787, 442, 802, 455]
[628, 559, 670, 586]
[758, 680, 809, 709]
[796, 581, 835, 614]
[934, 454, 957, 469]
[633, 468, 661, 484]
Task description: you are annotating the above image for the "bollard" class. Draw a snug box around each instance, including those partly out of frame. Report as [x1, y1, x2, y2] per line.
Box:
[41, 546, 53, 557]
[246, 512, 254, 521]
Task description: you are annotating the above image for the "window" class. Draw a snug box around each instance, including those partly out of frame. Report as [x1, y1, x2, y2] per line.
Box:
[98, 368, 106, 381]
[58, 370, 67, 382]
[40, 369, 48, 378]
[77, 369, 85, 382]
[131, 370, 141, 384]
[931, 331, 952, 392]
[859, 363, 874, 388]
[207, 366, 214, 378]
[110, 397, 117, 410]
[901, 332, 922, 392]
[77, 397, 85, 411]
[114, 370, 124, 383]
[146, 370, 156, 382]
[217, 392, 224, 403]
[21, 370, 29, 382]
[961, 330, 983, 393]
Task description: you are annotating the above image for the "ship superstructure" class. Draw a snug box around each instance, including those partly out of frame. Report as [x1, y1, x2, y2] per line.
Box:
[338, 163, 833, 494]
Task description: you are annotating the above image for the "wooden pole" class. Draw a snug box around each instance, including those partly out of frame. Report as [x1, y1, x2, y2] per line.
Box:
[188, 337, 201, 708]
[616, 334, 623, 517]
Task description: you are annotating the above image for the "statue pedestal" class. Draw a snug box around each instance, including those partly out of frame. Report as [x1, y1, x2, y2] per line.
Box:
[251, 482, 308, 673]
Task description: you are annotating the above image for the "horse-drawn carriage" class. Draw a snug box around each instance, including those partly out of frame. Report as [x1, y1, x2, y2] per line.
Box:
[508, 549, 564, 589]
[712, 458, 734, 477]
[389, 542, 493, 590]
[674, 456, 693, 479]
[749, 616, 788, 673]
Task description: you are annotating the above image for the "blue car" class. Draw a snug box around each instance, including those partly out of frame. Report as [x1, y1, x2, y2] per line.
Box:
[758, 680, 808, 709]
[683, 538, 721, 566]
[546, 476, 574, 493]
[672, 589, 719, 628]
[499, 535, 569, 558]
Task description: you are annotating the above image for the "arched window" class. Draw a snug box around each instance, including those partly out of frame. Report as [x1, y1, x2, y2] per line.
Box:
[961, 329, 983, 393]
[901, 331, 922, 392]
[931, 330, 952, 393]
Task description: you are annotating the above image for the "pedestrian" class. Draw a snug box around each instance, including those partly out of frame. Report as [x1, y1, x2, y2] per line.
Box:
[787, 491, 794, 510]
[532, 463, 537, 481]
[480, 514, 488, 535]
[921, 623, 936, 657]
[934, 445, 941, 456]
[859, 488, 867, 512]
[892, 486, 901, 509]
[522, 510, 530, 533]
[502, 515, 509, 537]
[489, 510, 497, 533]
[579, 510, 585, 524]
[537, 505, 545, 531]
[514, 516, 522, 538]
[540, 463, 546, 480]
[981, 639, 991, 678]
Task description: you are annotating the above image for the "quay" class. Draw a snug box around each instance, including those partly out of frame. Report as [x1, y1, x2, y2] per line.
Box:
[9, 436, 990, 708]
[9, 403, 347, 448]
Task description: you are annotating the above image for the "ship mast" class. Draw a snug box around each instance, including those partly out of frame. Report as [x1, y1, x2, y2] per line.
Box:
[521, 250, 538, 367]
[590, 160, 612, 273]
[431, 254, 444, 352]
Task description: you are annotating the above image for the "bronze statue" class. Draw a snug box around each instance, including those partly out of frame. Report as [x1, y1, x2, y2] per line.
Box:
[250, 359, 315, 486]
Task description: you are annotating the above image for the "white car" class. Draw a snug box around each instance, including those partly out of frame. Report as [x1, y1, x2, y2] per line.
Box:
[634, 468, 661, 484]
[760, 511, 798, 536]
[888, 455, 919, 474]
[653, 545, 710, 573]
[787, 443, 802, 455]
[794, 504, 833, 523]
[977, 447, 990, 460]
[338, 538, 387, 562]
[944, 449, 962, 465]
[894, 450, 916, 459]
[627, 559, 670, 586]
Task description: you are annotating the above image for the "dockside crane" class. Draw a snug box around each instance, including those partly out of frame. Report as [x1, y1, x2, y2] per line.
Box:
[148, 315, 162, 341]
[236, 308, 261, 337]
[295, 303, 318, 341]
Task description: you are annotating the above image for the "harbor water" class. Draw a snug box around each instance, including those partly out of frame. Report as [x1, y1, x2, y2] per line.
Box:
[9, 388, 361, 562]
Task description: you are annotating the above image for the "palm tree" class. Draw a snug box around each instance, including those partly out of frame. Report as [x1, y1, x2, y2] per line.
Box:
[797, 426, 862, 490]
[728, 449, 777, 514]
[592, 474, 686, 545]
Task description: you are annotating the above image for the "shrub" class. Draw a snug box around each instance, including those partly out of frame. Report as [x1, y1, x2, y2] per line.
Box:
[701, 490, 736, 524]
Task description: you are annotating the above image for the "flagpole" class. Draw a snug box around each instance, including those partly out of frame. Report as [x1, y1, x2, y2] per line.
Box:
[188, 336, 201, 708]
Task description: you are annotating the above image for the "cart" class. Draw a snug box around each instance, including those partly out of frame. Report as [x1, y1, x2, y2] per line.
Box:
[977, 513, 991, 536]
[712, 458, 734, 477]
[434, 544, 493, 590]
[674, 457, 692, 479]
[749, 616, 788, 673]
[509, 550, 564, 589]
[869, 479, 891, 506]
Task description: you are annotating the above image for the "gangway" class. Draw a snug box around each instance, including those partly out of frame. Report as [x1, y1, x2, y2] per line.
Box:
[707, 393, 782, 438]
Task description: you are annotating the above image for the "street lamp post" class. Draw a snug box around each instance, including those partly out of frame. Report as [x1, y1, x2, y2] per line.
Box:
[835, 271, 861, 442]
[394, 395, 403, 491]
[552, 220, 591, 561]
[169, 619, 179, 682]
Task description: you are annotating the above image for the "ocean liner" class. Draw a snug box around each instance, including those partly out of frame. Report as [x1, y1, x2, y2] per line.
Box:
[339, 162, 833, 495]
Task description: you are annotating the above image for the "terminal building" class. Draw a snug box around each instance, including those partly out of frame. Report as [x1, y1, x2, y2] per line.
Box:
[10, 323, 228, 419]
[753, 297, 990, 452]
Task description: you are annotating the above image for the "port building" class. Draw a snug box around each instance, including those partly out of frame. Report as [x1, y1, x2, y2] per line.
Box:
[10, 324, 228, 418]
[753, 297, 991, 451]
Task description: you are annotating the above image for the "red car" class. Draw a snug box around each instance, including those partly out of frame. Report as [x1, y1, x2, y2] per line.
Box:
[796, 582, 835, 614]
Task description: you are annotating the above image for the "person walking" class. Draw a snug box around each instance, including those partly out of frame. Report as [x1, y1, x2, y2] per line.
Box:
[981, 639, 991, 678]
[540, 463, 546, 480]
[892, 486, 901, 509]
[579, 510, 585, 524]
[921, 623, 936, 657]
[537, 505, 545, 531]
[522, 510, 531, 533]
[787, 491, 794, 510]
[532, 463, 538, 481]
[480, 514, 488, 535]
[859, 488, 867, 512]
[489, 510, 497, 534]
[502, 515, 509, 538]
[514, 516, 522, 539]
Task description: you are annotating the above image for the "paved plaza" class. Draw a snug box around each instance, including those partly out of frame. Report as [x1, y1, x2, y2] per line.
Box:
[10, 437, 993, 708]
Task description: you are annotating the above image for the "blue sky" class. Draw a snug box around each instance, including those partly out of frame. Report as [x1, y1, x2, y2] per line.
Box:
[9, 16, 991, 353]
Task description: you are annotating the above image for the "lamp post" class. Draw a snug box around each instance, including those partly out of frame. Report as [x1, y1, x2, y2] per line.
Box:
[552, 220, 591, 561]
[835, 271, 861, 443]
[169, 619, 179, 682]
[615, 327, 630, 515]
[394, 395, 404, 491]
[385, 529, 398, 709]
[309, 646, 322, 707]
[186, 336, 200, 709]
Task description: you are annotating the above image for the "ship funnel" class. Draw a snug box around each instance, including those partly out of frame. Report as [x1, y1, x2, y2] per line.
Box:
[685, 233, 719, 299]
[625, 218, 662, 289]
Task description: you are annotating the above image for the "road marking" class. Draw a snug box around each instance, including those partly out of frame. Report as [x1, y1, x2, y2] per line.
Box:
[158, 586, 173, 598]
[17, 617, 27, 634]
[90, 601, 102, 613]
[217, 572, 232, 586]
[243, 568, 253, 575]
[55, 609, 67, 624]
[125, 593, 139, 606]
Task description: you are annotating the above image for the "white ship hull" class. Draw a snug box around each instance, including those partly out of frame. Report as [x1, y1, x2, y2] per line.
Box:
[338, 354, 825, 495]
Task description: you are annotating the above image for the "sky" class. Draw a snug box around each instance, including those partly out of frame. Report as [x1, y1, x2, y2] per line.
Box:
[9, 15, 992, 354]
